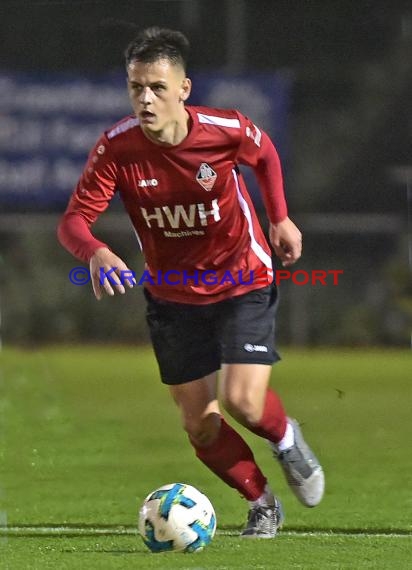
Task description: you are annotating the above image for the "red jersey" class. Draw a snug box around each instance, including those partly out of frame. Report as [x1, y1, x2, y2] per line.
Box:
[58, 106, 288, 304]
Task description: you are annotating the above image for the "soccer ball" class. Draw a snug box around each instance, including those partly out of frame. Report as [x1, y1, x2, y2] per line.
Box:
[138, 483, 216, 553]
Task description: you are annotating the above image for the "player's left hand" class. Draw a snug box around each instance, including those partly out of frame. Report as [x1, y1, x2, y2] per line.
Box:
[269, 217, 302, 266]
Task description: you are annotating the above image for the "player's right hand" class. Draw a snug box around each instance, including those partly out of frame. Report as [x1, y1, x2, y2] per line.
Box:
[89, 247, 136, 300]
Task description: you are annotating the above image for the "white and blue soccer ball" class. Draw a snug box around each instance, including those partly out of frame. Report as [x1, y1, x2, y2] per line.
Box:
[138, 483, 216, 553]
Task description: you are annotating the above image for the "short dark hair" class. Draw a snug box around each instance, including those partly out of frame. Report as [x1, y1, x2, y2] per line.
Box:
[125, 27, 190, 71]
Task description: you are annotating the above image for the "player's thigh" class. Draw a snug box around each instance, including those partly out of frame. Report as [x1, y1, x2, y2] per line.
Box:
[144, 288, 221, 385]
[219, 363, 272, 424]
[219, 284, 280, 367]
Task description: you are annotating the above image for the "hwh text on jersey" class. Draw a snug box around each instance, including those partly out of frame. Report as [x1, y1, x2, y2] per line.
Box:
[140, 199, 220, 228]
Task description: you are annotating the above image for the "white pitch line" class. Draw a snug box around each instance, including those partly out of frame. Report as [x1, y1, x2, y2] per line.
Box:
[0, 526, 410, 539]
[218, 530, 412, 539]
[253, 531, 411, 539]
[0, 526, 137, 536]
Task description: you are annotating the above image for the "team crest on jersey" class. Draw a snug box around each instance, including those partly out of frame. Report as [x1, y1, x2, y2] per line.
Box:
[196, 163, 217, 191]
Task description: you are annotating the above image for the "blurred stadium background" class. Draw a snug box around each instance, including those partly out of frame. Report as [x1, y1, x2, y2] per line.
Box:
[0, 0, 411, 348]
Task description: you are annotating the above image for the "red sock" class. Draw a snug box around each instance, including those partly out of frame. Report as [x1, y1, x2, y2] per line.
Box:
[191, 418, 267, 501]
[246, 388, 287, 444]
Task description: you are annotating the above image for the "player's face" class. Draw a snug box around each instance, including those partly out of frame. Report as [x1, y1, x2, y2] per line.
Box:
[127, 59, 191, 135]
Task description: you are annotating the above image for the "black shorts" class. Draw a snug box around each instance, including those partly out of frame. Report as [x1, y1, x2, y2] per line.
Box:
[144, 285, 281, 385]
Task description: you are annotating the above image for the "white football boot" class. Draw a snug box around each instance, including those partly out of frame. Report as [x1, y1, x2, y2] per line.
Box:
[241, 496, 284, 538]
[269, 418, 325, 507]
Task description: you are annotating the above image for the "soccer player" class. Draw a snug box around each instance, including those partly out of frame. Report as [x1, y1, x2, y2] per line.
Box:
[58, 27, 324, 538]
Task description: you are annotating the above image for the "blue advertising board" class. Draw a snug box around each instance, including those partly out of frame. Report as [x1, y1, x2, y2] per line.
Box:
[0, 71, 292, 210]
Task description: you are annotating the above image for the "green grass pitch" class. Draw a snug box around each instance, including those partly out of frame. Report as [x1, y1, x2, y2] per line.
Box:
[0, 347, 411, 569]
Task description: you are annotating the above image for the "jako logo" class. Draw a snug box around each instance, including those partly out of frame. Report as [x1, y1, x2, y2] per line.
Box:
[244, 343, 268, 353]
[138, 178, 158, 187]
[140, 199, 221, 228]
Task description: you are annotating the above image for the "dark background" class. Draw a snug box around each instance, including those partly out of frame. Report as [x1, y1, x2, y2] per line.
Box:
[1, 1, 411, 210]
[0, 0, 410, 346]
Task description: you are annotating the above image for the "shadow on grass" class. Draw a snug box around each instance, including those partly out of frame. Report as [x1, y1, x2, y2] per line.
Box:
[1, 523, 412, 538]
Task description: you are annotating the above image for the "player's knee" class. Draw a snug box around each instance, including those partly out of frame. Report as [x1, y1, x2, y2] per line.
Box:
[222, 393, 262, 425]
[185, 414, 221, 447]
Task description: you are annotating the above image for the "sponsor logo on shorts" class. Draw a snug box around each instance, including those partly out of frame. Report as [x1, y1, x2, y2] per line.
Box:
[243, 343, 268, 353]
